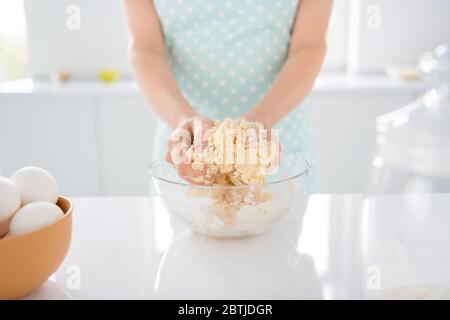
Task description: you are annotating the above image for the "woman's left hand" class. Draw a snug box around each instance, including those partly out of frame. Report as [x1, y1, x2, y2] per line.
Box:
[241, 113, 281, 168]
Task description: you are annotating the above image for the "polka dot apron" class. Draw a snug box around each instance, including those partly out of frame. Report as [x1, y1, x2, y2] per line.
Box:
[152, 0, 319, 193]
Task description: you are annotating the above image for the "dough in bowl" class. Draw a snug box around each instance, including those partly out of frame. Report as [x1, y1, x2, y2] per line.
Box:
[186, 118, 278, 186]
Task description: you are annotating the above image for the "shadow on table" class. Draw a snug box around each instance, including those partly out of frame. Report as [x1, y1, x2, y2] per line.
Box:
[152, 221, 322, 299]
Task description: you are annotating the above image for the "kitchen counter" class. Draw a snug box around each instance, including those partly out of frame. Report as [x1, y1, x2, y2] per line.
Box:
[0, 73, 427, 97]
[24, 194, 450, 300]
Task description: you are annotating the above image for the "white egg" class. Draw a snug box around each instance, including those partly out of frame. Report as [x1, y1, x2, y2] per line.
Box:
[0, 177, 21, 227]
[9, 202, 64, 236]
[11, 167, 59, 205]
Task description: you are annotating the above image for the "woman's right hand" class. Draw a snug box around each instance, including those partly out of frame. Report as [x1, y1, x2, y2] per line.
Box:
[165, 115, 214, 183]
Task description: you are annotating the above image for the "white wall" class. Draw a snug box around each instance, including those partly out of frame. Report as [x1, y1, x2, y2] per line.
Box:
[96, 96, 157, 195]
[23, 0, 450, 77]
[0, 95, 100, 195]
[323, 0, 349, 72]
[308, 93, 416, 193]
[350, 0, 450, 73]
[24, 0, 131, 78]
[21, 0, 353, 75]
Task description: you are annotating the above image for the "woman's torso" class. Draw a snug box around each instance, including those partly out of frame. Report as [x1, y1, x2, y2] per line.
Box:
[154, 0, 300, 120]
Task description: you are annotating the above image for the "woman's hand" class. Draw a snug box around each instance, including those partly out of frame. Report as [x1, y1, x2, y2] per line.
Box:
[165, 115, 214, 184]
[241, 113, 281, 169]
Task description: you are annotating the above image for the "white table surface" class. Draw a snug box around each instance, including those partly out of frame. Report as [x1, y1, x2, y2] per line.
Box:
[25, 194, 450, 300]
[0, 74, 426, 96]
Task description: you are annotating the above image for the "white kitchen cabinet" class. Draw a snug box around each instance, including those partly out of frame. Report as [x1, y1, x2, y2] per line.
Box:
[96, 96, 158, 196]
[0, 95, 100, 195]
[307, 93, 417, 193]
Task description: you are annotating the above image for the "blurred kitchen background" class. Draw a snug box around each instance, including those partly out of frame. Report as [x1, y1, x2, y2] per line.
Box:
[0, 0, 449, 196]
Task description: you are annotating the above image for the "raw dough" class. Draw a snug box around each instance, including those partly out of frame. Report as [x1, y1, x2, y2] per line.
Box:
[186, 118, 278, 186]
[184, 118, 278, 225]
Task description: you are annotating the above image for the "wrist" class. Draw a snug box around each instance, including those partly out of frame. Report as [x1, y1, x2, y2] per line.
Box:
[243, 108, 275, 129]
[174, 108, 199, 128]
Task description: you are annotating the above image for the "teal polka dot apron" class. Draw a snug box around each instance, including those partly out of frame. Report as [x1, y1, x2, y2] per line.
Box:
[153, 0, 320, 193]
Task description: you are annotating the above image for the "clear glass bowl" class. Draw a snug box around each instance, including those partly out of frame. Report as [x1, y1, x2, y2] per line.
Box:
[149, 153, 310, 238]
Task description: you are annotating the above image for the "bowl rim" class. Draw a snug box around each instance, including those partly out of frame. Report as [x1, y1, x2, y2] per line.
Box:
[148, 152, 310, 189]
[0, 196, 72, 242]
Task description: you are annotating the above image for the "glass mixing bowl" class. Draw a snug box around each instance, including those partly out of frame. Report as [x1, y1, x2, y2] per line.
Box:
[149, 152, 310, 238]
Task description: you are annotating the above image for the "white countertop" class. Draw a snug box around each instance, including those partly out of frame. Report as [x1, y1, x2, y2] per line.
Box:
[25, 194, 450, 300]
[0, 73, 427, 97]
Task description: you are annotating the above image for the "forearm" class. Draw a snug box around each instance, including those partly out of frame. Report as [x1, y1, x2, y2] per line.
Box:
[131, 49, 197, 129]
[245, 44, 326, 128]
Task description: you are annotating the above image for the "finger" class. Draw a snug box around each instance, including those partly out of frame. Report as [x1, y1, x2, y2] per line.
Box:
[242, 127, 258, 147]
[168, 128, 192, 166]
[168, 126, 192, 148]
[177, 163, 207, 178]
[165, 151, 174, 166]
[202, 126, 214, 147]
[191, 119, 202, 150]
[192, 119, 214, 149]
[169, 144, 190, 166]
[183, 176, 213, 186]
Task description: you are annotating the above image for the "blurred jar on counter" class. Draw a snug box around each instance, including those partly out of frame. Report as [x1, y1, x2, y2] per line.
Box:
[363, 44, 450, 299]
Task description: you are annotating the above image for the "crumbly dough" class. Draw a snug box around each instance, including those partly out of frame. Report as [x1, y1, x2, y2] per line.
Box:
[185, 118, 277, 186]
[187, 185, 272, 226]
[185, 118, 277, 224]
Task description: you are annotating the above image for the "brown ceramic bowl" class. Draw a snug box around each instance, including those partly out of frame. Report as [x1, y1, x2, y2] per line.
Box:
[0, 196, 72, 300]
